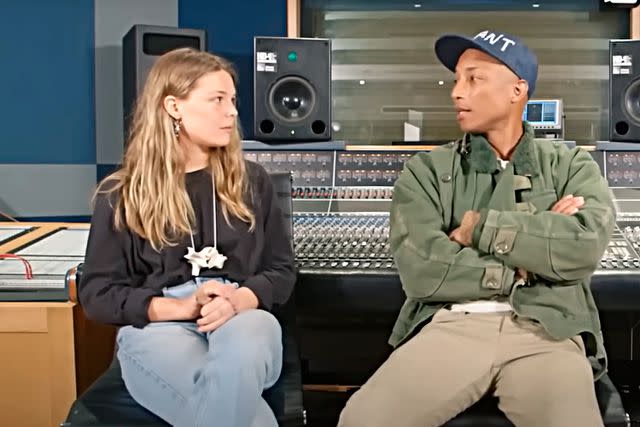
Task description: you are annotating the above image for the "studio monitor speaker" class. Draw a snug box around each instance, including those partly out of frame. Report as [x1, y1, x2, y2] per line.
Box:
[610, 39, 640, 142]
[123, 25, 206, 139]
[254, 37, 331, 142]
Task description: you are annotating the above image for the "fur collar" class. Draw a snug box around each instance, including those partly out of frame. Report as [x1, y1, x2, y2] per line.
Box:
[464, 122, 538, 176]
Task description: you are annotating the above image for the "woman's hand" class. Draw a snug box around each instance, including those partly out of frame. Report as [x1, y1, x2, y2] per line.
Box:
[194, 280, 235, 305]
[226, 287, 259, 312]
[196, 296, 236, 332]
[148, 294, 201, 321]
[191, 281, 260, 332]
[180, 293, 202, 319]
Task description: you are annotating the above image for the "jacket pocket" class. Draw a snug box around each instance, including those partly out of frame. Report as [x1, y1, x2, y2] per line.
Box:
[395, 245, 450, 300]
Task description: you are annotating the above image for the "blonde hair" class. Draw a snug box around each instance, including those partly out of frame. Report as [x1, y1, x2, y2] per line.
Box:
[98, 48, 255, 251]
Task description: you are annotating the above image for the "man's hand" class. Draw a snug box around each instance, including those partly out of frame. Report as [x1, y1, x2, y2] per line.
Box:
[513, 195, 585, 283]
[197, 296, 236, 332]
[449, 210, 481, 247]
[551, 194, 584, 215]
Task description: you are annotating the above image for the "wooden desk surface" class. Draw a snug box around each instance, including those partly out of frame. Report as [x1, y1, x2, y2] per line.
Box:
[0, 222, 89, 254]
[0, 301, 76, 309]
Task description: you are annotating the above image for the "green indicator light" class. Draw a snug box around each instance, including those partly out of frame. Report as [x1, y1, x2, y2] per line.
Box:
[287, 51, 298, 62]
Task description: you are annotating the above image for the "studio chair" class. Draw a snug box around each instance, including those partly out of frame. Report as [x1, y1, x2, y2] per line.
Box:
[62, 172, 305, 427]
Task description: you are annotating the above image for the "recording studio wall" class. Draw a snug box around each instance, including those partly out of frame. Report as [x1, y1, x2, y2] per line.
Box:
[0, 0, 95, 220]
[179, 0, 287, 139]
[0, 0, 287, 220]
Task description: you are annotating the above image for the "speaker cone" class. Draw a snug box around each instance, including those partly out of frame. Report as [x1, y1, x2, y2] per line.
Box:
[268, 76, 316, 122]
[623, 79, 640, 126]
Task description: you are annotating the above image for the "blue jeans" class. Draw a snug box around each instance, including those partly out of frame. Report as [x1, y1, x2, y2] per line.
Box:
[116, 292, 282, 427]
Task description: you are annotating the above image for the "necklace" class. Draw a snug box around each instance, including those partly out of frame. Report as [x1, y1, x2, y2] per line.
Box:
[184, 172, 227, 276]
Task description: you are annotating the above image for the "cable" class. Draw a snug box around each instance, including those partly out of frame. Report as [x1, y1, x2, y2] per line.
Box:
[0, 210, 18, 222]
[0, 254, 33, 279]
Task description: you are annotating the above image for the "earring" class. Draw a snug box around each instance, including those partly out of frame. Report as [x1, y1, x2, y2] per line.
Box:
[173, 118, 182, 137]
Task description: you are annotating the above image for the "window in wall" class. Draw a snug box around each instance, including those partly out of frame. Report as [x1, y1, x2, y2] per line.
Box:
[301, 0, 629, 145]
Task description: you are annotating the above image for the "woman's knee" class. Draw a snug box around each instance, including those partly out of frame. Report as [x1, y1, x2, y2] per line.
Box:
[116, 325, 138, 350]
[226, 309, 282, 347]
[213, 310, 283, 375]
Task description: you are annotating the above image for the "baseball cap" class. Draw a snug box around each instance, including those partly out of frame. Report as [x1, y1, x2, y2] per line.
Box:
[435, 30, 538, 97]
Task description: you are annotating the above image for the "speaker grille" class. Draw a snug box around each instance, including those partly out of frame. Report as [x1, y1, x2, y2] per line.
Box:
[142, 33, 202, 56]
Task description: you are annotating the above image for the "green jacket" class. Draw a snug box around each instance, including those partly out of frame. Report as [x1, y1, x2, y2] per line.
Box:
[389, 123, 616, 379]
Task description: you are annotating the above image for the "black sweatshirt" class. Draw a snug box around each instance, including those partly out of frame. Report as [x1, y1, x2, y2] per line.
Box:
[79, 161, 296, 328]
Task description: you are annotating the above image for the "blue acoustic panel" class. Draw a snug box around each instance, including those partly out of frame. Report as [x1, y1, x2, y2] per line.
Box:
[178, 0, 287, 139]
[0, 1, 95, 164]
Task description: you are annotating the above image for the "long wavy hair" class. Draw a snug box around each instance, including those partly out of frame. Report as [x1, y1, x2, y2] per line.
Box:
[97, 48, 255, 251]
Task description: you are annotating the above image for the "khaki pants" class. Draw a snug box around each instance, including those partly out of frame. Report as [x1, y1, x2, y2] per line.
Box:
[338, 309, 603, 427]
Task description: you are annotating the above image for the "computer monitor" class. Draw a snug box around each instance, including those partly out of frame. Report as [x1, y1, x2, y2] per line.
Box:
[523, 99, 563, 130]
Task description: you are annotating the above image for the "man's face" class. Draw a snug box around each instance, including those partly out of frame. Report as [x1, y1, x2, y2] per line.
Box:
[451, 48, 524, 133]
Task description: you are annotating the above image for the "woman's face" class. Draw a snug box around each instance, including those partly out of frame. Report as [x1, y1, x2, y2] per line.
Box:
[176, 70, 238, 148]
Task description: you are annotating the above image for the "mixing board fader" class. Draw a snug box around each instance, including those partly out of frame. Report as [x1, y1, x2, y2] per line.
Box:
[599, 215, 640, 274]
[294, 213, 395, 275]
[292, 213, 640, 277]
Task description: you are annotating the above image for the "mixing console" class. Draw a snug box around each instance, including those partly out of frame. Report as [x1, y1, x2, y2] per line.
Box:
[605, 151, 640, 187]
[294, 213, 394, 275]
[243, 145, 640, 278]
[244, 150, 413, 202]
[600, 214, 640, 274]
[292, 212, 640, 276]
[291, 187, 394, 200]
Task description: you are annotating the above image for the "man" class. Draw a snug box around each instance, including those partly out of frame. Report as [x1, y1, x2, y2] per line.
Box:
[338, 30, 615, 427]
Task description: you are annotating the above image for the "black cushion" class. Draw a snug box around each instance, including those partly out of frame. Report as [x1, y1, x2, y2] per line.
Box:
[442, 372, 628, 427]
[64, 357, 165, 426]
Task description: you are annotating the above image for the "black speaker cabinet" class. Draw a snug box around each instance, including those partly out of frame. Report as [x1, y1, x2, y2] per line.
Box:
[122, 25, 206, 139]
[610, 39, 640, 142]
[254, 37, 331, 142]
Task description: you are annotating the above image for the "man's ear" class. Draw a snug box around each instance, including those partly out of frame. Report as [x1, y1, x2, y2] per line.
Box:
[512, 79, 529, 103]
[163, 95, 181, 120]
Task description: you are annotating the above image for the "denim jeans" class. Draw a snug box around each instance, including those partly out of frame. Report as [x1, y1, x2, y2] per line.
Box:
[116, 278, 282, 427]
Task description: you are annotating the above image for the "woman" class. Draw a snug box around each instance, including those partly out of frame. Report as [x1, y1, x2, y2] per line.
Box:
[79, 47, 296, 427]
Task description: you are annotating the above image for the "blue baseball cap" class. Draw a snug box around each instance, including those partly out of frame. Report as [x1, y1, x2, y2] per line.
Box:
[435, 30, 538, 97]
